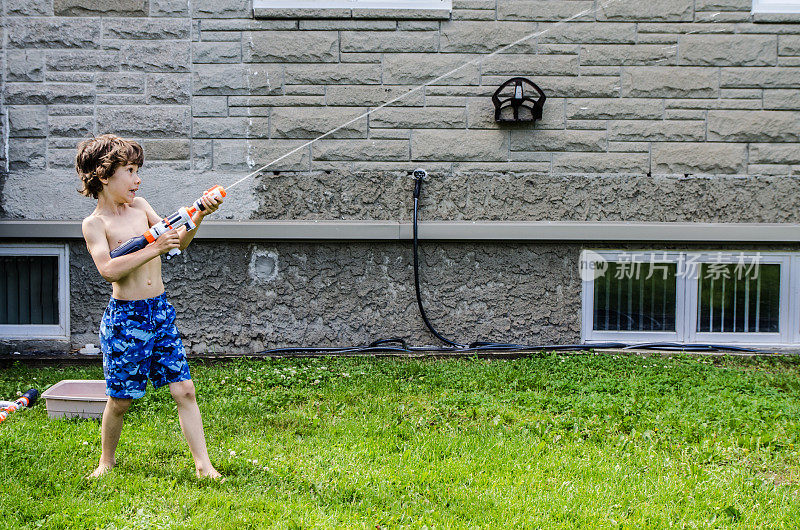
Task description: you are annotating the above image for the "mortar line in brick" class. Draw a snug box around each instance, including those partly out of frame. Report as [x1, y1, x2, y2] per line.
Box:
[190, 17, 195, 169]
[92, 79, 98, 137]
[771, 37, 779, 66]
[239, 21, 244, 68]
[745, 141, 750, 171]
[44, 8, 52, 170]
[1, 0, 8, 171]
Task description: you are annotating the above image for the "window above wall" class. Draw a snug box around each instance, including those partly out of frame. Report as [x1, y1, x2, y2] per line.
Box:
[753, 0, 800, 13]
[253, 0, 452, 19]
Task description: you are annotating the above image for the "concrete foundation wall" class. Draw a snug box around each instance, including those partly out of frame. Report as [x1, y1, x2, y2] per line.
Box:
[67, 239, 583, 353]
[62, 240, 800, 354]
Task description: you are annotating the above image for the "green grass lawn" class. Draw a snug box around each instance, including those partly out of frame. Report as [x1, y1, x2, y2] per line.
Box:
[1, 353, 800, 529]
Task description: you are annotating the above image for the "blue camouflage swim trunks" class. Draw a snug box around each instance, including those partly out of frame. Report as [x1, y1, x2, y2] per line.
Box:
[99, 293, 191, 399]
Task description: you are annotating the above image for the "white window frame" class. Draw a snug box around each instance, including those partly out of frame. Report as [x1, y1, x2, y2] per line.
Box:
[687, 252, 789, 345]
[254, 0, 451, 10]
[0, 243, 70, 340]
[791, 254, 800, 344]
[752, 0, 800, 13]
[581, 250, 687, 344]
[581, 250, 794, 347]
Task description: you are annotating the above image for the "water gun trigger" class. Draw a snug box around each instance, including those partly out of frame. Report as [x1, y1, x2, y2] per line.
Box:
[185, 215, 197, 232]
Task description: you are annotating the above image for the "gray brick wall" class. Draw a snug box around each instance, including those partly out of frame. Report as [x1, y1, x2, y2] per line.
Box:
[4, 0, 800, 350]
[2, 0, 800, 189]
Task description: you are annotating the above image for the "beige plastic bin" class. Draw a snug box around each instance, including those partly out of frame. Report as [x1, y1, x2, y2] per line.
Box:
[41, 380, 108, 419]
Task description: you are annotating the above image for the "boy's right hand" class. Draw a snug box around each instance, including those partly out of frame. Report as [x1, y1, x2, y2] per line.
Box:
[153, 228, 181, 255]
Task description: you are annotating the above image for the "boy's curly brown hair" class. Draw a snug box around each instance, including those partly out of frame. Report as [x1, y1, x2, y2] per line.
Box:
[76, 134, 144, 199]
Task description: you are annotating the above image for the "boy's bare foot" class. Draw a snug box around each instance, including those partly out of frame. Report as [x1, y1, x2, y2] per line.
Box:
[87, 460, 116, 478]
[196, 465, 223, 480]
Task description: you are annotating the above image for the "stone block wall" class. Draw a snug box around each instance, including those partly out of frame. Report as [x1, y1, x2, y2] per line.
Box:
[2, 0, 800, 217]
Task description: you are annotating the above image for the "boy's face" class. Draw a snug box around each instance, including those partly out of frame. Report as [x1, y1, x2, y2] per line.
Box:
[103, 163, 141, 204]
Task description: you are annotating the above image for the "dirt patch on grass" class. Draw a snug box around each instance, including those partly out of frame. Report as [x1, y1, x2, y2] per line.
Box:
[759, 468, 800, 486]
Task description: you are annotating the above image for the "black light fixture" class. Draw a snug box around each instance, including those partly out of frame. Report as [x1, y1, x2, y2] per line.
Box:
[492, 77, 546, 124]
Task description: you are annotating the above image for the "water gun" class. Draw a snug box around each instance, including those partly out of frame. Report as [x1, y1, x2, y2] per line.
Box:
[0, 388, 39, 425]
[110, 185, 226, 260]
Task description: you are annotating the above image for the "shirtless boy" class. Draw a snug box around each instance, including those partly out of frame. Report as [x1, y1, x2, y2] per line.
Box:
[78, 134, 222, 479]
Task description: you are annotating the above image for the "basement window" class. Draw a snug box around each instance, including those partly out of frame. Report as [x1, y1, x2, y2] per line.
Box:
[0, 244, 70, 340]
[696, 262, 780, 334]
[592, 261, 678, 334]
[753, 0, 800, 13]
[581, 251, 793, 346]
[253, 0, 452, 19]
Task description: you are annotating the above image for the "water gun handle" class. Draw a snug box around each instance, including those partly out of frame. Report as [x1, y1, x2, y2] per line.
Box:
[110, 235, 149, 259]
[21, 389, 39, 407]
[164, 206, 195, 260]
[193, 185, 227, 213]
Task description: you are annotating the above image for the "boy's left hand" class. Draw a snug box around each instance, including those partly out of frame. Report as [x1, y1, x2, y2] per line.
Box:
[198, 194, 223, 216]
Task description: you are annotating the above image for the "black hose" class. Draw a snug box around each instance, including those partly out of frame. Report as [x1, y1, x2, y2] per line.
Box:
[256, 341, 766, 356]
[412, 177, 467, 348]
